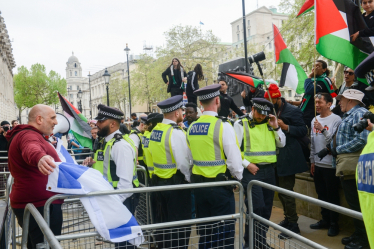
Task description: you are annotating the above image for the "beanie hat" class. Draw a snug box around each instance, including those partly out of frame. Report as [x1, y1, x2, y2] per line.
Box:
[1, 121, 10, 126]
[264, 84, 281, 99]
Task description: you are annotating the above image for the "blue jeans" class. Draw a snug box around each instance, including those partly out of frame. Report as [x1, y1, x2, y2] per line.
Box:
[241, 164, 276, 245]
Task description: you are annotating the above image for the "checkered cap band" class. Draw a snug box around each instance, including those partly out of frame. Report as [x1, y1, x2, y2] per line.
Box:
[199, 90, 220, 100]
[253, 102, 271, 111]
[366, 69, 374, 84]
[98, 110, 124, 120]
[160, 101, 183, 113]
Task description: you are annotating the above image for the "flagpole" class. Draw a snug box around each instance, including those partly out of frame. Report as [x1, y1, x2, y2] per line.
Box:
[313, 48, 317, 118]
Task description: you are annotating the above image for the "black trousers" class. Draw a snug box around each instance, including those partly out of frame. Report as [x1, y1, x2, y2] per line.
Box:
[115, 193, 140, 249]
[313, 166, 340, 223]
[195, 186, 235, 249]
[13, 204, 62, 249]
[170, 88, 184, 97]
[242, 165, 275, 246]
[340, 178, 368, 241]
[187, 95, 198, 105]
[154, 181, 191, 249]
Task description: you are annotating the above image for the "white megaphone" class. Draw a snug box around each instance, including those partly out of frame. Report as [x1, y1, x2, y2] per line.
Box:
[52, 113, 70, 135]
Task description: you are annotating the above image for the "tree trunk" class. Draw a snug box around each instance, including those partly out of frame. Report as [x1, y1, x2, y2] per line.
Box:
[19, 108, 22, 124]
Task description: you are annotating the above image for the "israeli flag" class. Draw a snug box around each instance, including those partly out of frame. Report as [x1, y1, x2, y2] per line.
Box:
[47, 139, 144, 244]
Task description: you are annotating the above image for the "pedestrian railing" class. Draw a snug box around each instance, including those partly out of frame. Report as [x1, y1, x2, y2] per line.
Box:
[20, 203, 62, 249]
[40, 181, 244, 249]
[247, 180, 363, 249]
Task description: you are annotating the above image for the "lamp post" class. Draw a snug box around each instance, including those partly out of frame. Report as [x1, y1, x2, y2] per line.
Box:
[103, 68, 111, 106]
[77, 89, 83, 113]
[242, 0, 249, 73]
[124, 43, 132, 114]
[88, 72, 92, 119]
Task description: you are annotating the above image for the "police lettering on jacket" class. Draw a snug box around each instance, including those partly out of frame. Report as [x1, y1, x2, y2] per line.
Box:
[150, 131, 163, 142]
[189, 123, 210, 135]
[142, 136, 150, 148]
[357, 153, 374, 193]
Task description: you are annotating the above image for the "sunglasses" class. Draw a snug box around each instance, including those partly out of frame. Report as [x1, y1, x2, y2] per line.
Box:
[315, 94, 323, 99]
[344, 71, 354, 76]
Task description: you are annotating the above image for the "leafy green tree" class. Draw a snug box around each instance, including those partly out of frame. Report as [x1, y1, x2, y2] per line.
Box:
[132, 55, 169, 112]
[14, 64, 67, 123]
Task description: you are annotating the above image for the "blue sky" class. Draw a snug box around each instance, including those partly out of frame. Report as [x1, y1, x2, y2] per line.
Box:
[1, 0, 281, 78]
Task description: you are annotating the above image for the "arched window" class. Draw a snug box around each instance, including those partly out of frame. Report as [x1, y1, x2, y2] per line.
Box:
[75, 71, 77, 76]
[74, 63, 77, 68]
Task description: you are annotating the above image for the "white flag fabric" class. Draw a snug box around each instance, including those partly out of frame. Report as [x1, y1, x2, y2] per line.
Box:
[47, 140, 144, 244]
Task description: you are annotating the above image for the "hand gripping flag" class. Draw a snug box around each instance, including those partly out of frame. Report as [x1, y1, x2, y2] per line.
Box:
[47, 139, 143, 245]
[58, 92, 93, 149]
[273, 24, 307, 94]
[315, 0, 374, 84]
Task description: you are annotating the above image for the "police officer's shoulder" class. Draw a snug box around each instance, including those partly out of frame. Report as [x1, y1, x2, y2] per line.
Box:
[171, 123, 183, 131]
[114, 133, 123, 141]
[216, 116, 229, 122]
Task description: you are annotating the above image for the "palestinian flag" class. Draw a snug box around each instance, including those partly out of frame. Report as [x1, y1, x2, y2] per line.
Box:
[221, 71, 264, 87]
[315, 0, 374, 84]
[58, 92, 92, 149]
[297, 0, 314, 17]
[273, 24, 307, 94]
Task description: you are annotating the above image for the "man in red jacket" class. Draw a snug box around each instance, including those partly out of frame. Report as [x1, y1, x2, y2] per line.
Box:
[6, 104, 63, 249]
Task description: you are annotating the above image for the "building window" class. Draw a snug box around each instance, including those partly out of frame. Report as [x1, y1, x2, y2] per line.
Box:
[237, 25, 239, 31]
[75, 71, 77, 76]
[248, 29, 250, 37]
[267, 36, 270, 40]
[74, 63, 77, 68]
[237, 34, 240, 41]
[269, 43, 272, 49]
[70, 94, 73, 99]
[236, 45, 238, 48]
[248, 20, 250, 26]
[69, 85, 72, 90]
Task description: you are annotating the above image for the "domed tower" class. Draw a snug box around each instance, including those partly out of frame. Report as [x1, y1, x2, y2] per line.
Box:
[66, 52, 82, 78]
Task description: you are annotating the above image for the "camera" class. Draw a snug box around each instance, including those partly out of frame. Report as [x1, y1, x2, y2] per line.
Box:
[248, 51, 266, 64]
[1, 126, 9, 132]
[352, 111, 374, 133]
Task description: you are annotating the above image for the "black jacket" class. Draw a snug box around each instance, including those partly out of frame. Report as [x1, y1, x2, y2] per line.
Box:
[218, 93, 244, 117]
[276, 98, 309, 177]
[162, 67, 187, 93]
[186, 71, 200, 96]
[243, 88, 265, 109]
[0, 133, 7, 159]
[359, 11, 374, 37]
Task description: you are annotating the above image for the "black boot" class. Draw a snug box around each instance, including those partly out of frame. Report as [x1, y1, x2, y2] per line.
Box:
[310, 220, 329, 229]
[327, 222, 339, 237]
[278, 218, 289, 228]
[344, 238, 369, 249]
[342, 233, 360, 245]
[278, 222, 300, 239]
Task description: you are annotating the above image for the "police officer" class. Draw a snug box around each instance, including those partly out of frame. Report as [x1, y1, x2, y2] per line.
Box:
[142, 113, 164, 180]
[130, 113, 147, 183]
[148, 95, 192, 249]
[234, 98, 285, 249]
[82, 104, 139, 249]
[187, 84, 243, 249]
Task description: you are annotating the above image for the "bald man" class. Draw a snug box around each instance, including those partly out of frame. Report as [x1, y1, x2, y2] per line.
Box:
[6, 104, 63, 249]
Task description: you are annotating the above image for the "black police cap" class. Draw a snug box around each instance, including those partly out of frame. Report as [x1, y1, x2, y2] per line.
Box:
[252, 98, 273, 115]
[95, 104, 124, 121]
[355, 52, 374, 85]
[193, 84, 221, 100]
[157, 95, 183, 113]
[146, 113, 163, 124]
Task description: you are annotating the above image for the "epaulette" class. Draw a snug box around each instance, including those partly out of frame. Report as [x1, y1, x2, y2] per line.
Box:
[267, 124, 274, 131]
[171, 123, 182, 130]
[216, 116, 229, 122]
[114, 133, 123, 141]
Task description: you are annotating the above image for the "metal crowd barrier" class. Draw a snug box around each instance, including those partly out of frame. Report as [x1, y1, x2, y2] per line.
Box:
[247, 180, 363, 249]
[20, 203, 62, 249]
[39, 181, 244, 249]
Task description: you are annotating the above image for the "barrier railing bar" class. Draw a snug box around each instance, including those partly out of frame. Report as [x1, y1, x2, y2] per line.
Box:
[247, 180, 362, 249]
[54, 213, 241, 242]
[44, 180, 243, 248]
[21, 203, 62, 249]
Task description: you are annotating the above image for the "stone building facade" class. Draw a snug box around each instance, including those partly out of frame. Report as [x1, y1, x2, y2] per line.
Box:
[0, 12, 16, 122]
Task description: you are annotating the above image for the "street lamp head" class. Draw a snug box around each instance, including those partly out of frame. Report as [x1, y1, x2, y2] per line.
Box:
[77, 89, 83, 99]
[103, 68, 111, 85]
[124, 43, 130, 55]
